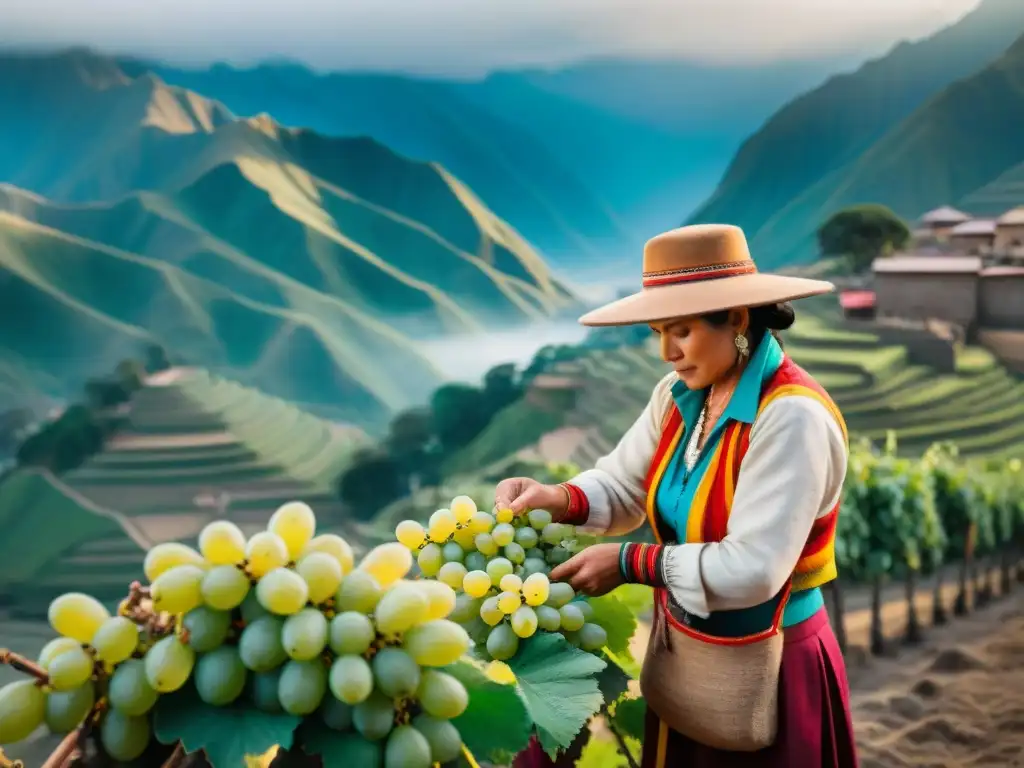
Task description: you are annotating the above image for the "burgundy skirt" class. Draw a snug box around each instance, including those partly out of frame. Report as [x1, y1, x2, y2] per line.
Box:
[640, 607, 858, 768]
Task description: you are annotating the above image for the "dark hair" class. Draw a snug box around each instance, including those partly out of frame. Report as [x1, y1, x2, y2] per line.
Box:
[701, 302, 796, 349]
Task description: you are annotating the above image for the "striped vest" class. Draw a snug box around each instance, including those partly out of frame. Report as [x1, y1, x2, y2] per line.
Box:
[643, 357, 847, 595]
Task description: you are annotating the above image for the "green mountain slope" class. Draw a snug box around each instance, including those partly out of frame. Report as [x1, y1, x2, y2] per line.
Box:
[0, 51, 579, 427]
[686, 0, 1024, 266]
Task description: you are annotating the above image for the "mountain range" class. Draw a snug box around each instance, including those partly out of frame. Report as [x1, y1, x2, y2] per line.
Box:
[687, 0, 1024, 267]
[0, 50, 578, 429]
[129, 57, 840, 274]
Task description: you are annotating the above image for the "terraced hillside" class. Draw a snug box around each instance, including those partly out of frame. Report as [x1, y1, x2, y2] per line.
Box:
[449, 310, 1024, 477]
[0, 367, 368, 620]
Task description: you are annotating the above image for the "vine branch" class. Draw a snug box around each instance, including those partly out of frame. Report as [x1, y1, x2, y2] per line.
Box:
[0, 648, 49, 684]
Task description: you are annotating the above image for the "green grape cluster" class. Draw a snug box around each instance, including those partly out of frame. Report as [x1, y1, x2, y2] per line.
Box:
[395, 495, 609, 662]
[0, 502, 472, 768]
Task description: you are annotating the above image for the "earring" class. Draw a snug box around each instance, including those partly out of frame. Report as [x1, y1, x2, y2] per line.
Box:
[734, 333, 750, 358]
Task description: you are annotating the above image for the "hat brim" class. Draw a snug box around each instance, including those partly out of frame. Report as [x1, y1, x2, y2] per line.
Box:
[578, 273, 835, 327]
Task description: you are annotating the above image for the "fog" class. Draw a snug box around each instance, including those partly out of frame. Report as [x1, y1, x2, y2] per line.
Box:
[420, 319, 591, 384]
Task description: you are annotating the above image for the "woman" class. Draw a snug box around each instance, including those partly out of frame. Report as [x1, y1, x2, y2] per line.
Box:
[495, 224, 858, 768]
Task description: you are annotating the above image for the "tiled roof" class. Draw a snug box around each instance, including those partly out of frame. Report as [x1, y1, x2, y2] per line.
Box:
[919, 206, 970, 225]
[997, 206, 1024, 226]
[950, 219, 997, 236]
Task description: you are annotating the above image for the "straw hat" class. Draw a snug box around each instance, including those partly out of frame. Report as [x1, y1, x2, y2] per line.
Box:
[578, 224, 835, 326]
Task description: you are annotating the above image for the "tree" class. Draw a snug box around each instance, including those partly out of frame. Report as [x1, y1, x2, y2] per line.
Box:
[817, 204, 910, 273]
[144, 343, 172, 373]
[430, 383, 490, 452]
[336, 448, 405, 519]
[482, 363, 522, 416]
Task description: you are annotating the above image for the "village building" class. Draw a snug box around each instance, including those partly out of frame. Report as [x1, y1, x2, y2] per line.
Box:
[994, 206, 1024, 257]
[948, 219, 997, 254]
[916, 205, 970, 241]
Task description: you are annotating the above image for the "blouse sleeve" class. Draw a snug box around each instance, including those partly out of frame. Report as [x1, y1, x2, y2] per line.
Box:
[660, 394, 848, 618]
[567, 373, 676, 537]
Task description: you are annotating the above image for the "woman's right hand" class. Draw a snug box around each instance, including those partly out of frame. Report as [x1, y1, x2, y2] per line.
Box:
[494, 477, 569, 520]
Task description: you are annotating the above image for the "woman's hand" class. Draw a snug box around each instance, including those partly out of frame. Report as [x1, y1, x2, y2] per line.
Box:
[494, 477, 569, 519]
[549, 543, 624, 597]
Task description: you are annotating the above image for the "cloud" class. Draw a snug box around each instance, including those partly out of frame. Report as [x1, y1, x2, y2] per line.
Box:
[0, 0, 983, 75]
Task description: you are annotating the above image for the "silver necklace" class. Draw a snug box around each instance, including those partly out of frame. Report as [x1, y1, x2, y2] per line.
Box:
[684, 399, 708, 471]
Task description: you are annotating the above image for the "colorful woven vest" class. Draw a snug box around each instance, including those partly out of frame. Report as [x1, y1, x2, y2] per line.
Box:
[643, 357, 848, 595]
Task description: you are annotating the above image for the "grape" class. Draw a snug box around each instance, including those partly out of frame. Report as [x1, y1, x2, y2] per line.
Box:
[559, 603, 585, 632]
[491, 523, 515, 547]
[479, 597, 503, 626]
[48, 645, 94, 691]
[522, 558, 549, 578]
[375, 582, 428, 635]
[462, 570, 491, 598]
[198, 520, 247, 565]
[335, 571, 383, 613]
[511, 606, 538, 638]
[329, 655, 374, 705]
[528, 509, 553, 529]
[360, 543, 414, 589]
[403, 620, 471, 667]
[450, 495, 477, 525]
[385, 724, 432, 768]
[239, 616, 288, 672]
[504, 542, 526, 564]
[473, 533, 498, 557]
[100, 710, 150, 762]
[48, 592, 110, 644]
[245, 531, 289, 578]
[38, 637, 80, 669]
[497, 591, 521, 615]
[90, 616, 138, 664]
[297, 552, 343, 604]
[468, 511, 495, 534]
[240, 590, 270, 624]
[499, 574, 523, 593]
[437, 562, 467, 590]
[546, 581, 575, 608]
[354, 691, 396, 741]
[576, 600, 595, 622]
[579, 623, 608, 651]
[145, 635, 195, 692]
[417, 670, 469, 719]
[419, 580, 457, 621]
[151, 564, 205, 614]
[464, 551, 487, 572]
[450, 593, 480, 623]
[547, 546, 571, 565]
[372, 648, 421, 698]
[427, 509, 457, 543]
[522, 573, 550, 607]
[201, 564, 251, 610]
[45, 684, 95, 733]
[412, 714, 462, 764]
[183, 606, 231, 652]
[541, 524, 565, 545]
[441, 541, 465, 563]
[535, 605, 561, 632]
[321, 696, 353, 731]
[495, 507, 514, 524]
[331, 733, 383, 763]
[195, 646, 247, 706]
[486, 623, 519, 661]
[396, 520, 426, 550]
[269, 501, 317, 560]
[278, 659, 327, 715]
[282, 608, 329, 661]
[452, 527, 477, 551]
[485, 557, 514, 586]
[329, 611, 375, 655]
[417, 543, 443, 577]
[143, 542, 205, 582]
[302, 533, 355, 575]
[248, 670, 284, 713]
[514, 527, 539, 549]
[0, 679, 46, 743]
[256, 567, 309, 615]
[108, 659, 158, 716]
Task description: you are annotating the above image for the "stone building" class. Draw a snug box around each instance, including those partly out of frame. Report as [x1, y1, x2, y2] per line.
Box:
[872, 256, 983, 329]
[994, 207, 1024, 256]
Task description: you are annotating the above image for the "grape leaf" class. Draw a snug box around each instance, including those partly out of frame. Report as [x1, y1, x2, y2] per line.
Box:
[153, 686, 301, 767]
[295, 719, 383, 767]
[610, 697, 647, 741]
[446, 660, 533, 763]
[595, 654, 631, 707]
[507, 632, 606, 757]
[587, 592, 639, 671]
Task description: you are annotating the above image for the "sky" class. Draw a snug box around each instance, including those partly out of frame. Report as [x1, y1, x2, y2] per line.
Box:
[0, 0, 984, 76]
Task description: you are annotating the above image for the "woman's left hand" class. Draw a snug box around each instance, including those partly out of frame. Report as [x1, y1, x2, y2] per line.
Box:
[548, 543, 624, 597]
